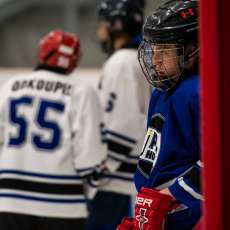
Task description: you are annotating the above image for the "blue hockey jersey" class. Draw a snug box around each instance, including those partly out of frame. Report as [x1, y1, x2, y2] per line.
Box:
[134, 74, 202, 229]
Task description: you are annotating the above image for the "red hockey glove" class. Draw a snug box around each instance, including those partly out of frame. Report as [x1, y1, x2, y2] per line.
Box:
[134, 187, 176, 230]
[117, 217, 134, 230]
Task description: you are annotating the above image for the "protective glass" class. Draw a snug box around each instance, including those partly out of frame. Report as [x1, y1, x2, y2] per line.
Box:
[138, 41, 184, 91]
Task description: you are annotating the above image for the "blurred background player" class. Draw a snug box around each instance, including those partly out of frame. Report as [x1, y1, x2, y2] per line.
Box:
[0, 30, 106, 230]
[87, 0, 152, 229]
[118, 0, 202, 229]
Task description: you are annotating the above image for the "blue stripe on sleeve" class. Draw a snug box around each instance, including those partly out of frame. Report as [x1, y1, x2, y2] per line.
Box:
[169, 178, 202, 210]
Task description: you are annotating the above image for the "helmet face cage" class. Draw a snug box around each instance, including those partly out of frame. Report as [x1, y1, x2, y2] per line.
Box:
[138, 41, 185, 91]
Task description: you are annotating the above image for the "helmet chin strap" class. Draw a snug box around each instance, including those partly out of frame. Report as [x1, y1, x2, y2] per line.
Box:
[184, 45, 200, 64]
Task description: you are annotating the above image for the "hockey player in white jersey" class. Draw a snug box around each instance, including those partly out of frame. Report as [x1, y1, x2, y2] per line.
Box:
[87, 0, 152, 229]
[0, 30, 106, 230]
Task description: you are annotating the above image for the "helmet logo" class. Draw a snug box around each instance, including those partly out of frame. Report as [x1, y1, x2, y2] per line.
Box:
[58, 56, 70, 68]
[181, 8, 194, 19]
[59, 45, 74, 55]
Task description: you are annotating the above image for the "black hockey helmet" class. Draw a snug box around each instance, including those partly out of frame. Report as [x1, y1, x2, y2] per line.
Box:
[97, 0, 144, 37]
[144, 0, 199, 43]
[138, 0, 199, 90]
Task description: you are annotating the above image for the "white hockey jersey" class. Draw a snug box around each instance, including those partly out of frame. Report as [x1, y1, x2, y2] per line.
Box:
[98, 49, 152, 195]
[0, 70, 106, 218]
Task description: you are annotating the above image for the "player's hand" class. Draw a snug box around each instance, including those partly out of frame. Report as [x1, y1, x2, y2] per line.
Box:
[134, 187, 177, 230]
[117, 217, 134, 230]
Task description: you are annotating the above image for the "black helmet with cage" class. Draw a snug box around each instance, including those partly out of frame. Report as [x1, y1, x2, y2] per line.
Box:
[97, 0, 144, 53]
[138, 0, 199, 91]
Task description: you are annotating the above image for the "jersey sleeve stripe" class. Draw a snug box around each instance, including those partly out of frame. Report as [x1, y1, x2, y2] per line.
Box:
[75, 167, 97, 177]
[182, 164, 201, 193]
[108, 153, 138, 164]
[100, 173, 133, 181]
[76, 168, 94, 174]
[116, 162, 137, 173]
[107, 139, 132, 156]
[108, 152, 138, 163]
[76, 161, 106, 173]
[178, 177, 204, 201]
[106, 130, 137, 144]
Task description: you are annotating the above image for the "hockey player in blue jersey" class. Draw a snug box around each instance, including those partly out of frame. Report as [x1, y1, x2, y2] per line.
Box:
[117, 0, 202, 230]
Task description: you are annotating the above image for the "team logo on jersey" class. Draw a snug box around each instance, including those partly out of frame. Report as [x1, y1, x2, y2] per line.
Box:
[138, 114, 165, 178]
[136, 208, 148, 230]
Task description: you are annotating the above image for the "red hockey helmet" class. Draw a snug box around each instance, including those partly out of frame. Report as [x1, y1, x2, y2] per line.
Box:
[38, 30, 81, 74]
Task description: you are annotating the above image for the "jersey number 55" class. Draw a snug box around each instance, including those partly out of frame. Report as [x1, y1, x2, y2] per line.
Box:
[8, 96, 65, 151]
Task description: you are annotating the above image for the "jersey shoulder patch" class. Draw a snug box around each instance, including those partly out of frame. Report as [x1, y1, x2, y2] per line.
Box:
[137, 113, 165, 178]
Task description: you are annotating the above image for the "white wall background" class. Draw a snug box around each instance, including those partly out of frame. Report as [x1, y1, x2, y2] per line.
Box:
[0, 68, 101, 89]
[0, 0, 168, 68]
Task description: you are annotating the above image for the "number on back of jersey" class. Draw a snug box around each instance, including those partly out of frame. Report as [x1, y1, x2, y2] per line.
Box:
[8, 96, 65, 151]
